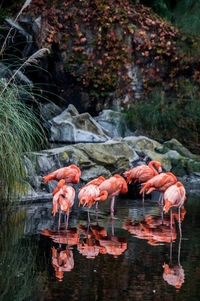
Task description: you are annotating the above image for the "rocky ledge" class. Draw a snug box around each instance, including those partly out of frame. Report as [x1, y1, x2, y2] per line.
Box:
[24, 113, 200, 199]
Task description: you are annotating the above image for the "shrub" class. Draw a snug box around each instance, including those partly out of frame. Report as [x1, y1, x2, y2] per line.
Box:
[125, 89, 200, 153]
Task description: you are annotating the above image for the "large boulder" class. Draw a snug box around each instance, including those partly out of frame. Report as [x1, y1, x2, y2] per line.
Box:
[49, 104, 109, 143]
[94, 109, 134, 138]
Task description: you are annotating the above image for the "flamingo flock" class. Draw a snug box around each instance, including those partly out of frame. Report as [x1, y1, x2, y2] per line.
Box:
[40, 160, 187, 285]
[41, 160, 186, 233]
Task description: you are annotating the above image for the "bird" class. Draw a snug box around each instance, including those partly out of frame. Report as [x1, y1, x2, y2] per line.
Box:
[82, 176, 106, 187]
[123, 160, 162, 184]
[52, 184, 75, 229]
[78, 184, 108, 210]
[123, 160, 162, 202]
[163, 182, 186, 236]
[98, 174, 128, 217]
[41, 164, 81, 195]
[140, 172, 177, 205]
[78, 176, 108, 220]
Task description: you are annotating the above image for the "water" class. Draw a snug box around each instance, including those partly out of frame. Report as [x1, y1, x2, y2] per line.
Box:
[0, 194, 200, 301]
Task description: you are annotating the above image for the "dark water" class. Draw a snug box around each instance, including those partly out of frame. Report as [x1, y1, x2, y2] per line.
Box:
[0, 193, 200, 301]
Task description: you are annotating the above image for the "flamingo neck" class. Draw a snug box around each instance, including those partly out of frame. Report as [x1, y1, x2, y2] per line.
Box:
[148, 161, 159, 175]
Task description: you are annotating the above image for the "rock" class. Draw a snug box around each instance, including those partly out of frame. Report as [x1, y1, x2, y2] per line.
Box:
[24, 134, 200, 195]
[25, 140, 139, 194]
[40, 102, 63, 122]
[162, 138, 198, 160]
[49, 104, 109, 143]
[94, 109, 134, 138]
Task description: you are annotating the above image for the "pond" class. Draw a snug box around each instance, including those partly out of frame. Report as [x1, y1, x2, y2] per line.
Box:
[0, 192, 200, 301]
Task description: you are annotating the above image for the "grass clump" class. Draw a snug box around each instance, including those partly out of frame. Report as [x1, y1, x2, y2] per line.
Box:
[0, 82, 45, 198]
[125, 90, 200, 154]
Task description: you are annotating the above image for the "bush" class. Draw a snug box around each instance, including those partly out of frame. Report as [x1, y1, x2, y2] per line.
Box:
[125, 90, 200, 153]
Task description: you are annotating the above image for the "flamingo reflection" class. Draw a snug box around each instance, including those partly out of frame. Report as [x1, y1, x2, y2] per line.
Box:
[163, 236, 185, 288]
[41, 228, 79, 246]
[78, 224, 107, 259]
[52, 247, 74, 281]
[123, 214, 178, 245]
[78, 221, 127, 259]
[41, 227, 80, 281]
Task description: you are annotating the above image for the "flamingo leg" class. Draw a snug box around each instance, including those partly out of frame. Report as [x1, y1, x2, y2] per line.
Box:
[178, 207, 182, 238]
[95, 202, 98, 222]
[170, 240, 173, 266]
[66, 213, 69, 230]
[110, 196, 115, 218]
[178, 235, 182, 266]
[170, 208, 173, 242]
[87, 208, 91, 224]
[110, 218, 114, 236]
[161, 205, 164, 224]
[161, 193, 164, 206]
[142, 191, 145, 203]
[58, 209, 61, 230]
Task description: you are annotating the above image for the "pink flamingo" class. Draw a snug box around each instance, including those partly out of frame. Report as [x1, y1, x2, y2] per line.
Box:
[52, 184, 75, 229]
[41, 164, 81, 195]
[140, 172, 177, 205]
[163, 182, 186, 237]
[98, 174, 128, 217]
[123, 160, 162, 202]
[78, 176, 108, 222]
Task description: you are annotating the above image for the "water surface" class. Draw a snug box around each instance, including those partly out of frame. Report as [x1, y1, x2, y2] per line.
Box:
[0, 194, 200, 301]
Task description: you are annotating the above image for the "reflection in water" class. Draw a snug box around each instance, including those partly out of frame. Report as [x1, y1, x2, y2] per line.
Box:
[2, 195, 200, 300]
[123, 208, 186, 246]
[41, 228, 79, 246]
[163, 237, 185, 289]
[78, 222, 127, 259]
[52, 247, 74, 281]
[41, 227, 79, 281]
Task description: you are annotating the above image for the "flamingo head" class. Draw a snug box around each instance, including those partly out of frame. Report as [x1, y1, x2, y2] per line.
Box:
[155, 161, 162, 173]
[163, 198, 172, 213]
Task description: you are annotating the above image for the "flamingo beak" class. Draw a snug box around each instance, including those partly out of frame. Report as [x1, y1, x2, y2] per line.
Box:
[163, 199, 171, 213]
[158, 166, 162, 173]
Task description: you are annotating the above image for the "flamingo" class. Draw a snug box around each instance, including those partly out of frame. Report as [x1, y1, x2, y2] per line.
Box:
[82, 176, 106, 187]
[52, 184, 75, 229]
[78, 184, 108, 209]
[123, 160, 162, 202]
[78, 176, 108, 221]
[41, 164, 81, 195]
[123, 160, 162, 184]
[140, 172, 177, 205]
[98, 174, 128, 217]
[163, 182, 186, 237]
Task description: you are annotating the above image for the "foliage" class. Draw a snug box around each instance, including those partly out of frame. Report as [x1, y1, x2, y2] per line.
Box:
[125, 88, 200, 153]
[0, 82, 45, 197]
[19, 0, 199, 109]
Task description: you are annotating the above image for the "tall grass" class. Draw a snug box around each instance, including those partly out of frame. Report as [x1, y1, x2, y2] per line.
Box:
[125, 90, 200, 154]
[0, 82, 45, 197]
[0, 0, 50, 199]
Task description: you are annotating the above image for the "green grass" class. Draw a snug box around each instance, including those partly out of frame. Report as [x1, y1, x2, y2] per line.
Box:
[0, 81, 45, 198]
